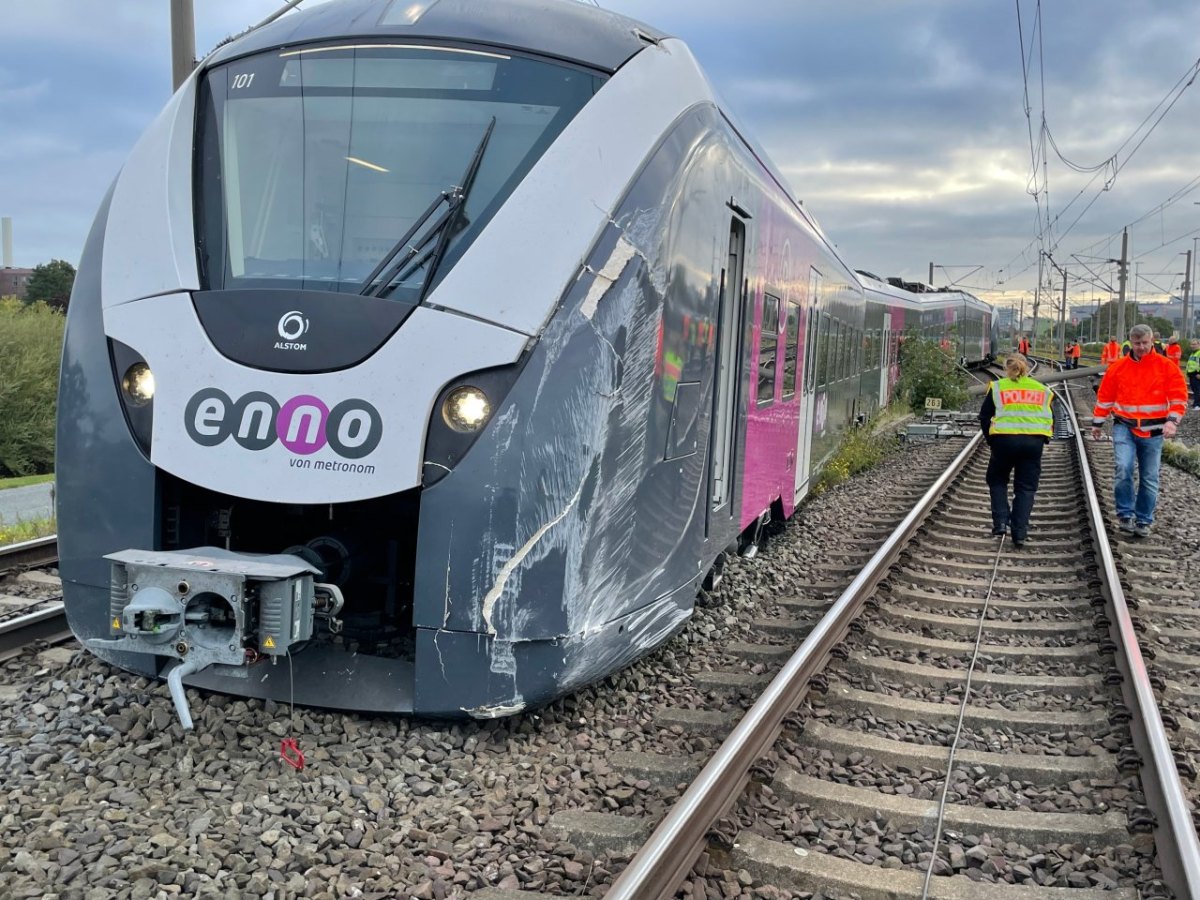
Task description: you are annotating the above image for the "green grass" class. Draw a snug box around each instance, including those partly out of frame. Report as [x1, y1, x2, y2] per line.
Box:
[0, 473, 54, 490]
[0, 515, 55, 545]
[811, 414, 900, 495]
[1164, 440, 1200, 478]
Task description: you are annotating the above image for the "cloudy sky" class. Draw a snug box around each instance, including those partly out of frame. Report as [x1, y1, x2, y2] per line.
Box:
[4, 0, 1199, 314]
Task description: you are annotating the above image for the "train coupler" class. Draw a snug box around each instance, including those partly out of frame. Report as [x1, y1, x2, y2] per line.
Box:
[87, 547, 343, 730]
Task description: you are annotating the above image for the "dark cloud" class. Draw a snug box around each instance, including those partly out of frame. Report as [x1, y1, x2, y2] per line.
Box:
[6, 0, 1199, 307]
[607, 0, 1200, 303]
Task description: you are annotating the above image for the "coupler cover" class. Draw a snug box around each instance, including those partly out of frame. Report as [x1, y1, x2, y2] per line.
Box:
[92, 548, 322, 729]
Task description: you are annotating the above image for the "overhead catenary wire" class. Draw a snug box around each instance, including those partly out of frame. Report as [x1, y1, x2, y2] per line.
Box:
[996, 34, 1200, 292]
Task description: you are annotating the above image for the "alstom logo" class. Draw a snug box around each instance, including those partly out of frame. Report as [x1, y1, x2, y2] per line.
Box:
[184, 389, 382, 458]
[276, 310, 309, 351]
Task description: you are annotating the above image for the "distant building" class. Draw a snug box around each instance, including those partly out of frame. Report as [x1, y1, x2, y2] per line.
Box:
[0, 267, 33, 299]
[1138, 299, 1184, 330]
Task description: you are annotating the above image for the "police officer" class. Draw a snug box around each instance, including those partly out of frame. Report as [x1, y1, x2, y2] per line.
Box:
[979, 354, 1054, 549]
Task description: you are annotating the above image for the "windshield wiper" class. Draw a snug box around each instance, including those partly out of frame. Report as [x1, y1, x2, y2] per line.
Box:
[359, 116, 497, 299]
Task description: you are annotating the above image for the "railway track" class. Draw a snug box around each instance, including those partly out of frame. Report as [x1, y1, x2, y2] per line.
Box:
[601, 385, 1200, 898]
[0, 437, 970, 897]
[0, 535, 67, 663]
[0, 535, 58, 575]
[5, 404, 1200, 897]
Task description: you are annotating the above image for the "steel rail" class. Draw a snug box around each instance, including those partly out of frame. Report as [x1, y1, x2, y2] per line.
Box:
[0, 534, 59, 574]
[606, 430, 984, 900]
[1066, 387, 1200, 896]
[0, 601, 70, 663]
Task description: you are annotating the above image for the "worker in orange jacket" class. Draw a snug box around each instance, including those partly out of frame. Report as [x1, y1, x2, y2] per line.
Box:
[1101, 337, 1121, 365]
[1091, 324, 1188, 536]
[1067, 341, 1082, 369]
[1166, 336, 1183, 366]
[1017, 335, 1030, 355]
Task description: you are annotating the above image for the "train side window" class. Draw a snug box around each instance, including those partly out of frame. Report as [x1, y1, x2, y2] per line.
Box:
[817, 312, 830, 388]
[827, 320, 837, 383]
[758, 293, 780, 405]
[805, 307, 821, 392]
[835, 321, 844, 381]
[783, 300, 799, 399]
[834, 319, 846, 381]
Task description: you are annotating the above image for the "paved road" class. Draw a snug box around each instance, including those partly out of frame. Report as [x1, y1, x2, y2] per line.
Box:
[0, 482, 55, 526]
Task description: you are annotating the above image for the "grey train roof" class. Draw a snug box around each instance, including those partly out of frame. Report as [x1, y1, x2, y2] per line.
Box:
[206, 0, 669, 73]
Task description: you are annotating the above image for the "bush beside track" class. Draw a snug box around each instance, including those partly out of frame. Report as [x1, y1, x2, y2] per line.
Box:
[0, 298, 64, 477]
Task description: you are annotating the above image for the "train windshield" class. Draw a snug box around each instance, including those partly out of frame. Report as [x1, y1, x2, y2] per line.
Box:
[196, 44, 603, 296]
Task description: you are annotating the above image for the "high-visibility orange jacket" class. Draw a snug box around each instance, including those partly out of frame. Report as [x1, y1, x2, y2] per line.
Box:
[1101, 341, 1121, 365]
[1017, 339, 1030, 355]
[1167, 343, 1183, 364]
[1093, 351, 1188, 437]
[1068, 343, 1081, 359]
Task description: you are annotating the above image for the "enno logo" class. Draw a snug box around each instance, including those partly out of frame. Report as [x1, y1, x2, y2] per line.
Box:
[184, 389, 382, 459]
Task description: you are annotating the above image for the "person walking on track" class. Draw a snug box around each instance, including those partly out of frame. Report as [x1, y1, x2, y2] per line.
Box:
[979, 354, 1053, 549]
[1091, 324, 1188, 537]
[1017, 334, 1030, 356]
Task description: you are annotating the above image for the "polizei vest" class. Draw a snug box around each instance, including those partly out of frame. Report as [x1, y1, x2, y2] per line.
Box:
[990, 376, 1053, 438]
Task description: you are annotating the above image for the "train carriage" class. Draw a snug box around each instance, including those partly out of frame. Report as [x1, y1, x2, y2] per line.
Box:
[58, 0, 951, 723]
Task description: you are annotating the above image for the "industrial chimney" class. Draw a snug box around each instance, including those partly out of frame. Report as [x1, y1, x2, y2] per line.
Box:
[1, 217, 12, 269]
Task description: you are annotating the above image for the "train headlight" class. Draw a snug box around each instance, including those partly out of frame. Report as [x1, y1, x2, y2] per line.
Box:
[442, 386, 490, 433]
[121, 363, 156, 406]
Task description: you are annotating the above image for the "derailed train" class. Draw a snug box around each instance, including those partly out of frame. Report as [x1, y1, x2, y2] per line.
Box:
[58, 0, 994, 723]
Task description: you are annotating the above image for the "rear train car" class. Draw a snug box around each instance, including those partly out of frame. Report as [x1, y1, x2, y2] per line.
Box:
[58, 0, 893, 722]
[858, 274, 994, 367]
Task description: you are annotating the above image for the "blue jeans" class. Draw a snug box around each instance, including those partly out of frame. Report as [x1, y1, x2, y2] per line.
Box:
[1112, 423, 1163, 525]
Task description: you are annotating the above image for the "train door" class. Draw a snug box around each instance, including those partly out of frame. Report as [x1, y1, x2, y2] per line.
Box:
[879, 312, 893, 403]
[793, 267, 822, 502]
[707, 217, 748, 533]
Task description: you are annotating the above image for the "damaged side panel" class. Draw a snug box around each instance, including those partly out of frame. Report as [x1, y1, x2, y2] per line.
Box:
[413, 107, 746, 706]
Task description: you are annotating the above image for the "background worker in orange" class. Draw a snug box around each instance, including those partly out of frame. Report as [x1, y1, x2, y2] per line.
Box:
[1091, 324, 1188, 536]
[1017, 334, 1030, 355]
[1166, 336, 1183, 366]
[1067, 340, 1081, 369]
[1101, 336, 1121, 365]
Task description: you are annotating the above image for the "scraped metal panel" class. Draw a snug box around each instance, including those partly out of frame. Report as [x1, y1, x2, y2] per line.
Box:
[414, 108, 732, 659]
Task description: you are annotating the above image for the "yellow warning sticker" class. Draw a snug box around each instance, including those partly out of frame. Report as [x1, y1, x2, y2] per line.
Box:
[112, 617, 121, 630]
[263, 636, 276, 649]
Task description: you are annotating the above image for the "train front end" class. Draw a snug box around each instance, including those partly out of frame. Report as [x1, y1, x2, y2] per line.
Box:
[58, 1, 711, 723]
